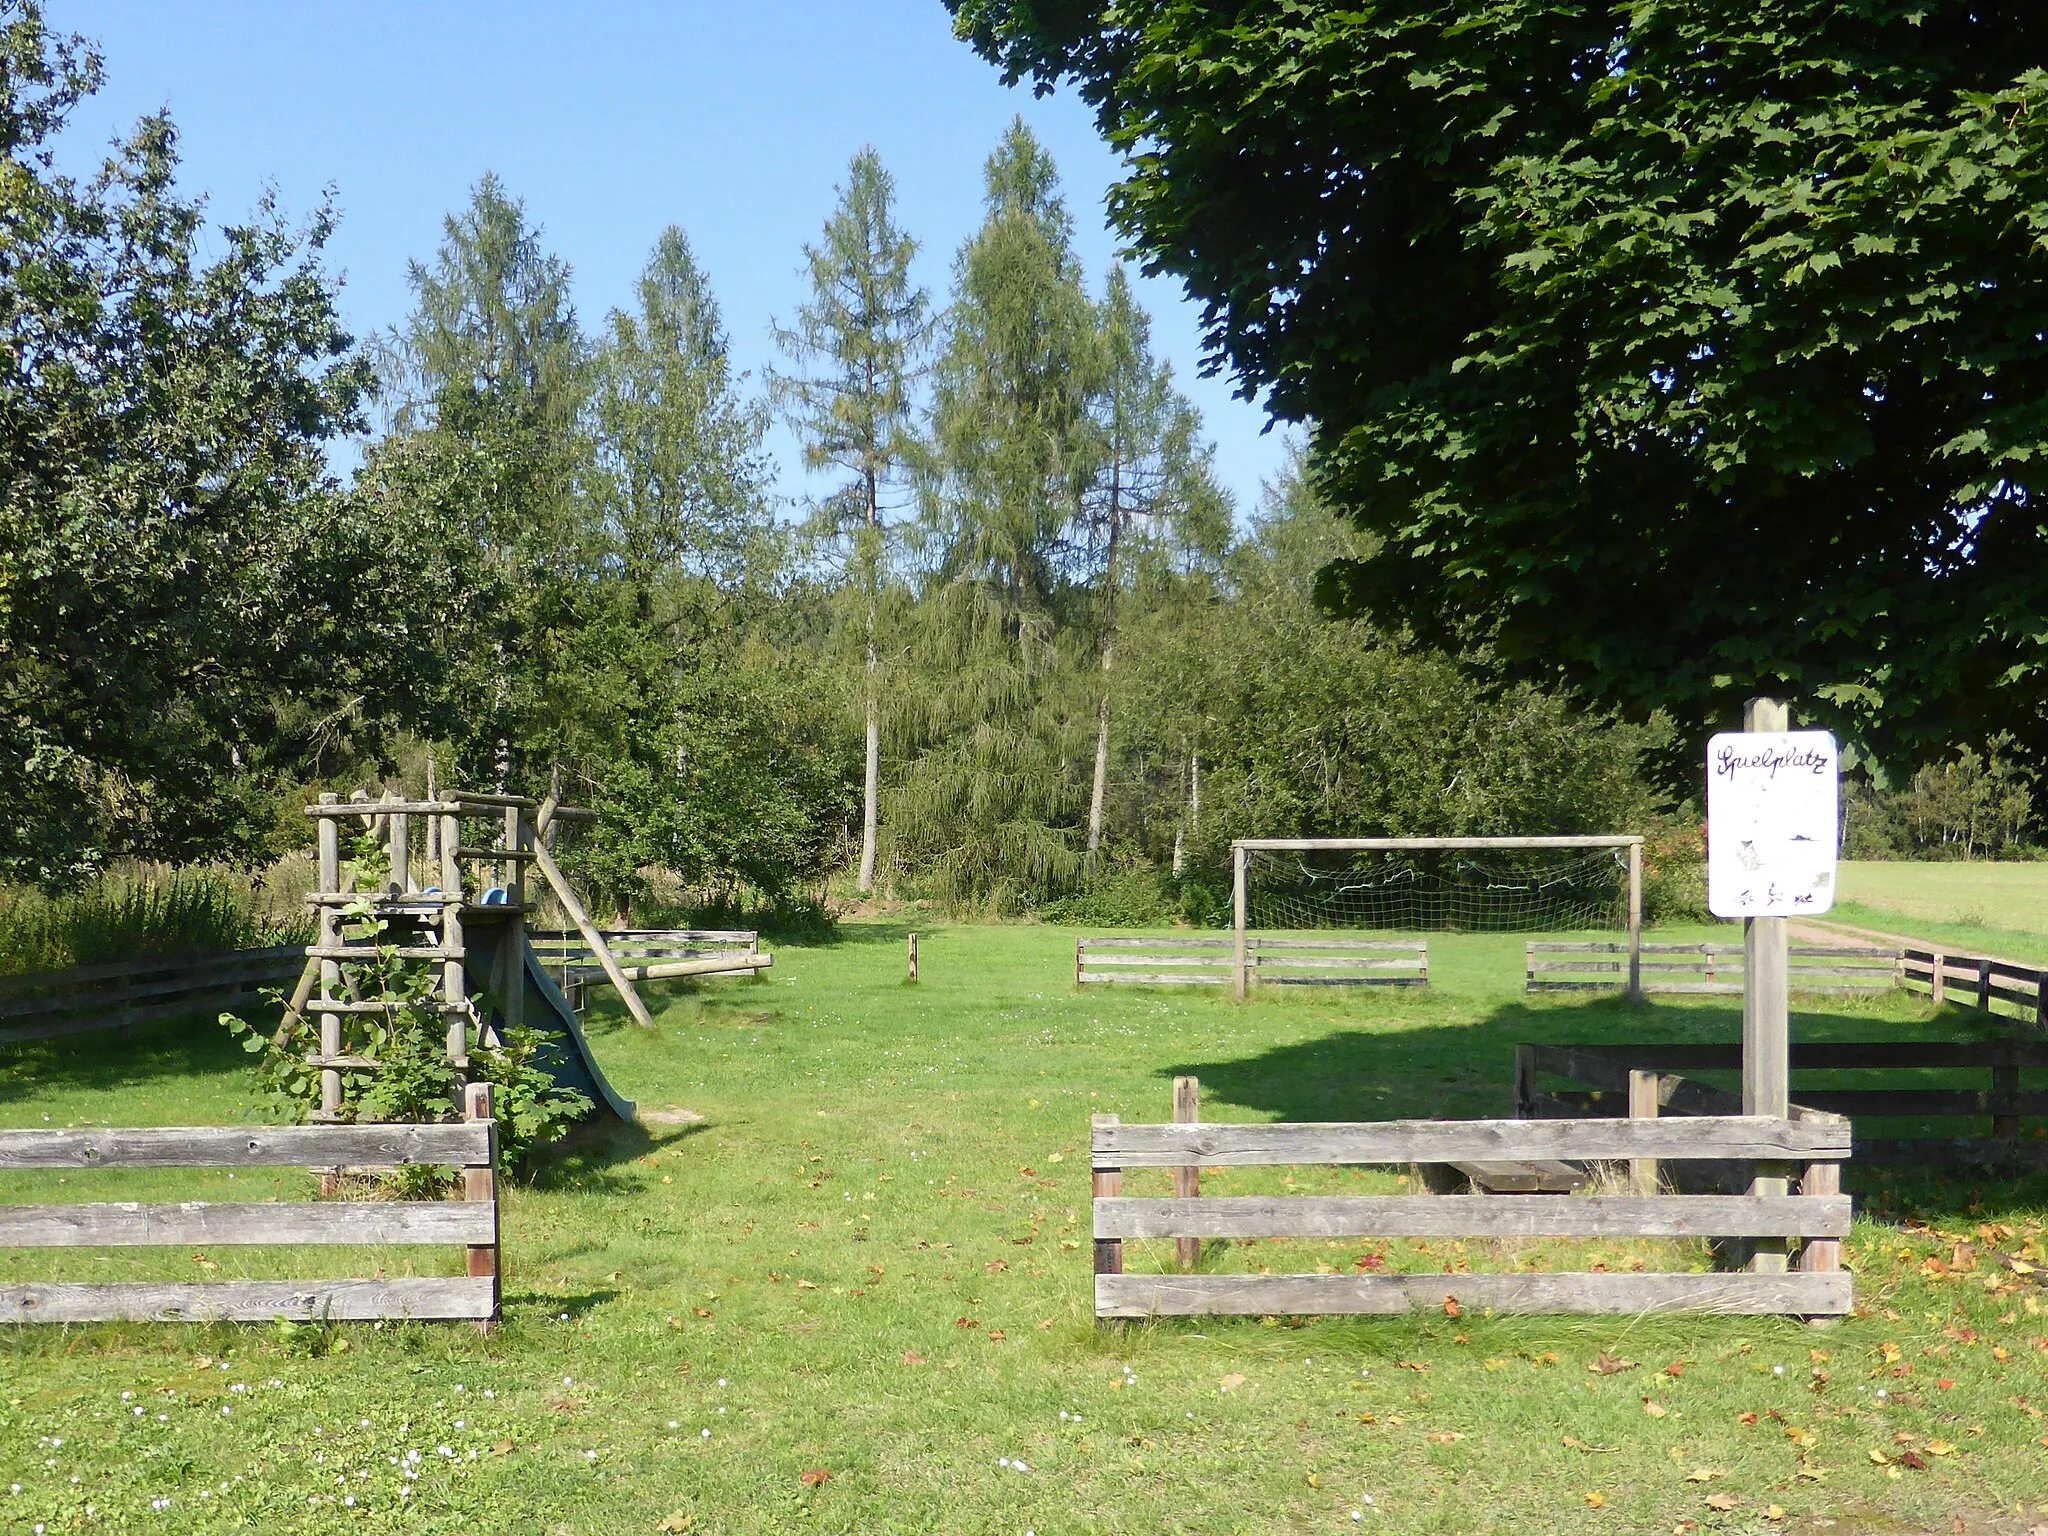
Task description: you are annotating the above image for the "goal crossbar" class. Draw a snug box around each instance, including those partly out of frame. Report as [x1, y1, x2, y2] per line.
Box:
[1230, 835, 1645, 1001]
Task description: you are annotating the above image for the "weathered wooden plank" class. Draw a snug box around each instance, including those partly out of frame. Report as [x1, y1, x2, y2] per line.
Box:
[1248, 939, 1428, 952]
[0, 1201, 495, 1248]
[1254, 956, 1425, 970]
[1454, 1159, 1587, 1194]
[1096, 1270, 1850, 1318]
[1094, 1194, 1851, 1240]
[1261, 976, 1426, 987]
[0, 1278, 497, 1323]
[1786, 1089, 2048, 1118]
[0, 946, 307, 998]
[1092, 1116, 1849, 1167]
[1529, 1040, 2048, 1071]
[0, 1123, 490, 1170]
[1082, 955, 1236, 967]
[1080, 973, 1231, 986]
[1234, 836, 1641, 851]
[1079, 937, 1234, 950]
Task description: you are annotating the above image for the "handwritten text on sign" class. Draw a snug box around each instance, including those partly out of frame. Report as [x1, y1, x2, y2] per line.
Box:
[1705, 731, 1839, 919]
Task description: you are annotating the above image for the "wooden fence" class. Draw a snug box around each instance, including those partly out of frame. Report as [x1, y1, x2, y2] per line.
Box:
[1897, 948, 2048, 1026]
[0, 1085, 500, 1326]
[531, 928, 770, 1009]
[0, 946, 307, 1047]
[1526, 942, 1898, 996]
[1076, 936, 1428, 991]
[1518, 1040, 2048, 1166]
[1091, 1108, 1851, 1318]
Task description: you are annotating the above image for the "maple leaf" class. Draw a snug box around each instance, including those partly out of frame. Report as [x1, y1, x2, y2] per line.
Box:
[800, 1468, 831, 1487]
[1659, 1360, 1691, 1378]
[1703, 1493, 1739, 1512]
[1762, 1506, 1786, 1522]
[1738, 1412, 1759, 1425]
[1924, 1438, 1955, 1455]
[1305, 1472, 1321, 1488]
[655, 1513, 693, 1533]
[1683, 1468, 1719, 1483]
[1589, 1352, 1637, 1375]
[1583, 1492, 1606, 1509]
[1937, 1378, 1956, 1390]
[1443, 1295, 1462, 1318]
[1899, 1450, 1928, 1470]
[1643, 1399, 1667, 1418]
[988, 1329, 1007, 1341]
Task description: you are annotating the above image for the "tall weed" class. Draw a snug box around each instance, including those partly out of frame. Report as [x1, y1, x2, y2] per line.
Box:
[0, 865, 314, 974]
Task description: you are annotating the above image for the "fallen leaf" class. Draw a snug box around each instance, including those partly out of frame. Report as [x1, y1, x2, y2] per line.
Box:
[795, 1279, 817, 1290]
[800, 1468, 830, 1487]
[1684, 1468, 1719, 1483]
[1703, 1494, 1739, 1512]
[1660, 1360, 1691, 1378]
[655, 1513, 693, 1534]
[1562, 1436, 1618, 1454]
[1643, 1400, 1667, 1419]
[1763, 1506, 1786, 1522]
[987, 1330, 1006, 1341]
[1868, 1449, 1890, 1466]
[1398, 1361, 1430, 1373]
[1925, 1438, 1955, 1456]
[900, 1351, 927, 1366]
[1738, 1412, 1759, 1425]
[492, 1440, 515, 1456]
[1590, 1352, 1637, 1376]
[693, 1308, 713, 1319]
[954, 1317, 981, 1328]
[1443, 1295, 1462, 1319]
[1937, 1378, 1956, 1390]
[1584, 1492, 1606, 1509]
[1037, 1318, 1055, 1329]
[1898, 1450, 1928, 1470]
[1426, 1431, 1466, 1444]
[985, 1261, 1008, 1274]
[1880, 1342, 1902, 1364]
[1219, 1373, 1247, 1393]
[1305, 1472, 1321, 1488]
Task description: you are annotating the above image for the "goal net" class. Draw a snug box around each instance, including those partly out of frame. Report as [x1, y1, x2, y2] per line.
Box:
[1242, 841, 1632, 933]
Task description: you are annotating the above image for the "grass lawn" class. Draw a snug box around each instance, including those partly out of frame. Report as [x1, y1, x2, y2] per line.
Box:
[4, 923, 2048, 1534]
[1832, 862, 2048, 964]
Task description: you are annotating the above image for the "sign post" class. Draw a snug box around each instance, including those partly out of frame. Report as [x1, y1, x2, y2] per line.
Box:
[1706, 700, 1839, 1274]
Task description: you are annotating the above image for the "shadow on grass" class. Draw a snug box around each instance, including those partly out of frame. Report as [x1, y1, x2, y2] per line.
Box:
[1160, 993, 2048, 1223]
[0, 1011, 253, 1107]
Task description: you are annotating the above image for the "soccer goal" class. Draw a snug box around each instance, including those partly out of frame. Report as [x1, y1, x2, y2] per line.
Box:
[1231, 836, 1644, 1000]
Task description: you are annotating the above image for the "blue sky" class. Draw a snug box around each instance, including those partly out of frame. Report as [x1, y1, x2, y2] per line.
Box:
[59, 1, 1295, 516]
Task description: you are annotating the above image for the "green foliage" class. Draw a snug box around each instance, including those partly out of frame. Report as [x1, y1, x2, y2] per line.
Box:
[1845, 737, 2038, 860]
[0, 4, 387, 884]
[0, 867, 312, 975]
[950, 1, 2048, 773]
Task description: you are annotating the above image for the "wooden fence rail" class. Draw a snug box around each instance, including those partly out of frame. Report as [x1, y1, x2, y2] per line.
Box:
[1526, 942, 1898, 996]
[1518, 1039, 2048, 1166]
[1091, 1102, 1850, 1319]
[0, 1085, 500, 1327]
[530, 928, 770, 1008]
[1896, 948, 2048, 1026]
[0, 946, 308, 1047]
[1076, 936, 1428, 991]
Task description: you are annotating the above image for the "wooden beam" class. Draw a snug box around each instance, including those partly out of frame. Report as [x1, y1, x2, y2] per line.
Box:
[0, 1201, 495, 1247]
[522, 818, 655, 1030]
[1173, 1078, 1200, 1271]
[0, 1278, 497, 1324]
[1096, 1270, 1850, 1318]
[1092, 1194, 1852, 1241]
[1092, 1115, 1849, 1167]
[1232, 836, 1643, 850]
[0, 1123, 491, 1170]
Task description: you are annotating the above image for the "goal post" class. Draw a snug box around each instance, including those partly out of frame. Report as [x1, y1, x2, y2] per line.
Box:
[1230, 836, 1645, 1002]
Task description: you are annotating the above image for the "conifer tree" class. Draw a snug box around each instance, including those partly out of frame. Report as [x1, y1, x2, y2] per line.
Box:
[770, 148, 931, 895]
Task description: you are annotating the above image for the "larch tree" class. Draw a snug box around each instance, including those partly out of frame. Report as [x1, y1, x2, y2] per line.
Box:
[1079, 264, 1230, 870]
[770, 148, 932, 896]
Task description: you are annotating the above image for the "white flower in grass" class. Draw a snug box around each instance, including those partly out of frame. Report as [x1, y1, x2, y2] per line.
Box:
[483, 1390, 494, 1400]
[700, 1428, 711, 1439]
[121, 1392, 133, 1401]
[344, 1496, 355, 1507]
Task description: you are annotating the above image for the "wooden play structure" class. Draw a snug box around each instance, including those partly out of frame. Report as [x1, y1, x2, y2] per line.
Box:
[0, 1084, 501, 1326]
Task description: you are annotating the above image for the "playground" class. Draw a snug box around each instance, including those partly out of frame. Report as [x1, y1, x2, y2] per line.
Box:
[5, 924, 2047, 1534]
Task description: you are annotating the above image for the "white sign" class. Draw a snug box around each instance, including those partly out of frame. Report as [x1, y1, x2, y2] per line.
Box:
[1706, 731, 1839, 919]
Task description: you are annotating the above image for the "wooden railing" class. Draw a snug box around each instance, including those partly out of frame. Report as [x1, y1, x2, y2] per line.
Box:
[1518, 1040, 2048, 1165]
[1076, 936, 1427, 990]
[1090, 1109, 1851, 1318]
[0, 946, 307, 1047]
[0, 1084, 500, 1327]
[1526, 942, 1897, 995]
[1897, 948, 2048, 1026]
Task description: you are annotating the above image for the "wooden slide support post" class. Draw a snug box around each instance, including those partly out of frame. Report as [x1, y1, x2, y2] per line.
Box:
[1093, 1114, 1123, 1322]
[501, 805, 525, 1041]
[1628, 1069, 1660, 1196]
[1232, 845, 1249, 1002]
[908, 932, 919, 983]
[522, 817, 656, 1031]
[1174, 1078, 1200, 1272]
[440, 804, 467, 1068]
[464, 1082, 499, 1334]
[1742, 696, 1792, 1277]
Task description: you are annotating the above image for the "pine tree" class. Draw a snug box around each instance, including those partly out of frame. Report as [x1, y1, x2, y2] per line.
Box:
[770, 148, 932, 896]
[591, 225, 771, 588]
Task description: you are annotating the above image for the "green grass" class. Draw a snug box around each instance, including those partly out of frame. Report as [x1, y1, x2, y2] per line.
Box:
[1831, 860, 2048, 962]
[4, 924, 2048, 1533]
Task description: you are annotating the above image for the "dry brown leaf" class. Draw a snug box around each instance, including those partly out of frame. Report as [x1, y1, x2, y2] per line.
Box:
[1762, 1506, 1786, 1523]
[900, 1351, 927, 1366]
[795, 1279, 817, 1290]
[1562, 1436, 1617, 1454]
[1703, 1494, 1739, 1512]
[1683, 1468, 1719, 1483]
[1583, 1492, 1606, 1509]
[655, 1513, 693, 1533]
[1426, 1431, 1466, 1444]
[985, 1261, 1007, 1274]
[799, 1468, 831, 1488]
[987, 1330, 1007, 1341]
[1219, 1372, 1247, 1393]
[1589, 1352, 1637, 1376]
[1643, 1400, 1667, 1419]
[492, 1439, 515, 1456]
[1442, 1295, 1462, 1319]
[1305, 1472, 1321, 1488]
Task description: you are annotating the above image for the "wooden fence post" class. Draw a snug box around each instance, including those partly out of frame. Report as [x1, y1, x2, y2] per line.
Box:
[1993, 1040, 2021, 1141]
[907, 932, 919, 983]
[1626, 839, 1644, 1002]
[1978, 957, 1993, 1014]
[441, 807, 468, 1067]
[464, 1082, 499, 1334]
[2036, 965, 2047, 1033]
[1173, 1078, 1200, 1272]
[1742, 696, 1791, 1277]
[1092, 1114, 1123, 1322]
[1797, 1149, 1842, 1321]
[1931, 953, 1946, 1007]
[1515, 1043, 1538, 1119]
[1232, 845, 1249, 1002]
[1628, 1070, 1659, 1196]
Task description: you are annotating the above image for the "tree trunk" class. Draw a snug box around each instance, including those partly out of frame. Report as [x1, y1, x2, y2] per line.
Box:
[1087, 642, 1113, 871]
[857, 649, 880, 895]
